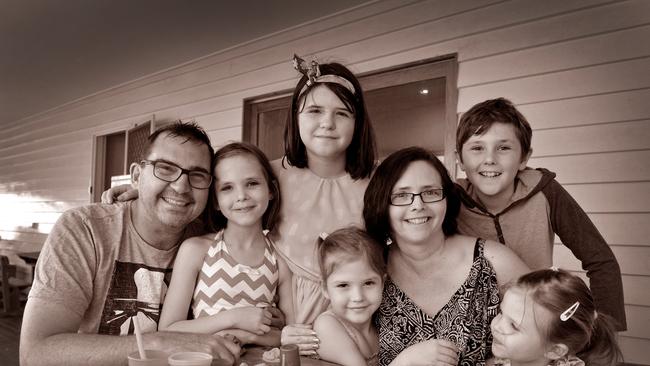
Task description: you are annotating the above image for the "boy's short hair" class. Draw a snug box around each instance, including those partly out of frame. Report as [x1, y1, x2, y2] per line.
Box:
[317, 227, 386, 287]
[456, 97, 532, 162]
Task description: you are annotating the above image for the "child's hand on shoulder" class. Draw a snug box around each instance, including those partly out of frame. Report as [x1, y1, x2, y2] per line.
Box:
[229, 306, 272, 335]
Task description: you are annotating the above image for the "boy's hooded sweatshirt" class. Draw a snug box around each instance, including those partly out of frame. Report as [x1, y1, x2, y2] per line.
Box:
[456, 167, 626, 330]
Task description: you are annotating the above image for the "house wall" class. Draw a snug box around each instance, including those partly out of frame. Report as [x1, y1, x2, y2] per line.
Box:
[0, 0, 648, 362]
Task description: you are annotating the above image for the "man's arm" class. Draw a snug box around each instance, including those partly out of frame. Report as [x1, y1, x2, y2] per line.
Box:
[544, 179, 627, 330]
[20, 298, 240, 366]
[21, 208, 239, 365]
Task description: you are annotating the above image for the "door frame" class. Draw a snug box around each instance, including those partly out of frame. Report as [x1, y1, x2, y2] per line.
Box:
[243, 93, 292, 150]
[359, 55, 458, 175]
[90, 115, 156, 203]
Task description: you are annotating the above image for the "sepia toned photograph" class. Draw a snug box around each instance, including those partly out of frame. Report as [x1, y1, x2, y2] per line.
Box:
[1, 1, 647, 365]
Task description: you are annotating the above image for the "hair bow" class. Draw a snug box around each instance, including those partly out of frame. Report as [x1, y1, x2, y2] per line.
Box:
[293, 54, 321, 86]
[292, 54, 356, 96]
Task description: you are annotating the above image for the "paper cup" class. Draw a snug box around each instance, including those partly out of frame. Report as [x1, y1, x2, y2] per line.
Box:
[127, 350, 169, 366]
[168, 351, 213, 366]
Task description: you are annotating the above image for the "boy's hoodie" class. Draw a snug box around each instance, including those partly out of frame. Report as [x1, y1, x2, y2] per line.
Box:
[456, 167, 626, 330]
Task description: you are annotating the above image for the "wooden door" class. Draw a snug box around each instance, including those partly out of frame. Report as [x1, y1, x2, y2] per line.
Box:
[244, 96, 291, 161]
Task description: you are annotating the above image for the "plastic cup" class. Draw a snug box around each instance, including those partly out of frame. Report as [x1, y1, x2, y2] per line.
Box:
[127, 350, 169, 366]
[168, 351, 213, 366]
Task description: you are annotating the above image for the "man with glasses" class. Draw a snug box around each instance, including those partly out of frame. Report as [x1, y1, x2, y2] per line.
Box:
[21, 122, 240, 366]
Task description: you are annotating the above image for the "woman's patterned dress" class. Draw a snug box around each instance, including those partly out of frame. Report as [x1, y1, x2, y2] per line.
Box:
[377, 239, 500, 366]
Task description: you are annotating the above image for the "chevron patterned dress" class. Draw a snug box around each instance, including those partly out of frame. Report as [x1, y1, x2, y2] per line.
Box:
[191, 230, 279, 318]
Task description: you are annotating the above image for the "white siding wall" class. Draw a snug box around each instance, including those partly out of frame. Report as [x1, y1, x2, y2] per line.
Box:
[0, 0, 647, 362]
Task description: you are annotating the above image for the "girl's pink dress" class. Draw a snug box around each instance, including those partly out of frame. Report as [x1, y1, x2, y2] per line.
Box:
[270, 159, 369, 324]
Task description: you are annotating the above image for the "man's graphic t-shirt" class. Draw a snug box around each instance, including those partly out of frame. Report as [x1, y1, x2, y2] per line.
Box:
[98, 261, 172, 335]
[29, 202, 190, 335]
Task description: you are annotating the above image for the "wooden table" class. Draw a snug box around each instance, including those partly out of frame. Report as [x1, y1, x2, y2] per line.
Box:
[239, 346, 337, 366]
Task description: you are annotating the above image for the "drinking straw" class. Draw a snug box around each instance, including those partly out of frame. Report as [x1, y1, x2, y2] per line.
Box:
[133, 314, 147, 360]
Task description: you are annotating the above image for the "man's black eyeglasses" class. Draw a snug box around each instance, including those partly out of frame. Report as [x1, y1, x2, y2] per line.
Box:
[141, 160, 212, 189]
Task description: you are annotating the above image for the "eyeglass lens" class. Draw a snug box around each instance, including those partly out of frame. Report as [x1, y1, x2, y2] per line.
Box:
[146, 160, 212, 189]
[391, 189, 444, 205]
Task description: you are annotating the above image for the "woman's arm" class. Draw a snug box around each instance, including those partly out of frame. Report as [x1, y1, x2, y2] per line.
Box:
[313, 313, 367, 366]
[483, 239, 530, 289]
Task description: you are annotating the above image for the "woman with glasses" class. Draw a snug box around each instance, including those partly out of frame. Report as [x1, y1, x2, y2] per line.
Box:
[363, 147, 529, 366]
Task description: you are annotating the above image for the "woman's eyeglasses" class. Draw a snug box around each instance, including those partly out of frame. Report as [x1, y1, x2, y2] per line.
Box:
[390, 189, 445, 206]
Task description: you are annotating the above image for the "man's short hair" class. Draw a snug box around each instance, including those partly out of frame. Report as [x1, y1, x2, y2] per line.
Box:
[143, 121, 214, 161]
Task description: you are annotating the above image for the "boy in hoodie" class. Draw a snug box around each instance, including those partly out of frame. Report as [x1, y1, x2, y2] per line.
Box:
[455, 97, 626, 330]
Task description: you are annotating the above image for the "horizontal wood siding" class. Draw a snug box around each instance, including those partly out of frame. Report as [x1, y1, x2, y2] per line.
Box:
[0, 0, 647, 362]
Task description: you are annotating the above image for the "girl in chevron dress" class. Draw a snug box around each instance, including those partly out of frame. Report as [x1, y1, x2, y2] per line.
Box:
[159, 142, 293, 347]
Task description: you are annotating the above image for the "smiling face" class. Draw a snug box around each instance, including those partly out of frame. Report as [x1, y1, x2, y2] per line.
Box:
[388, 160, 447, 245]
[133, 133, 211, 231]
[491, 287, 553, 366]
[297, 85, 355, 165]
[323, 257, 384, 326]
[214, 153, 271, 229]
[459, 122, 530, 211]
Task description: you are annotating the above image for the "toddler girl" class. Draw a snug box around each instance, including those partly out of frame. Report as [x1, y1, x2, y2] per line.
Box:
[312, 227, 384, 366]
[491, 268, 621, 366]
[158, 142, 293, 346]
